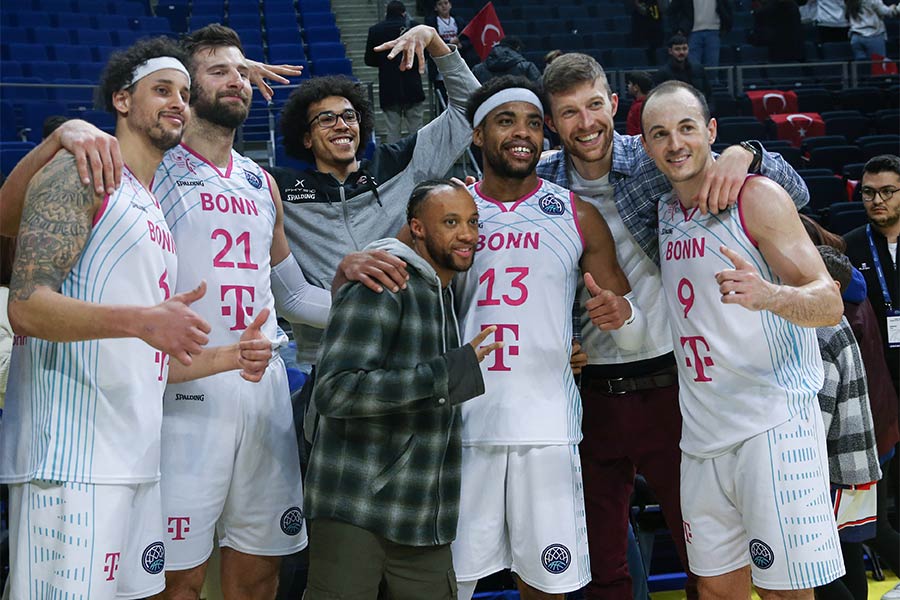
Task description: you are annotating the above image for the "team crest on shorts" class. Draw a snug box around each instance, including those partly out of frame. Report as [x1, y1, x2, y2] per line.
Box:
[541, 543, 571, 574]
[280, 507, 304, 536]
[142, 541, 166, 574]
[538, 194, 566, 216]
[244, 169, 263, 189]
[749, 539, 774, 569]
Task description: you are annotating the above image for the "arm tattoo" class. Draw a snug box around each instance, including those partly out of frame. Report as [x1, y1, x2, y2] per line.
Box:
[10, 152, 99, 302]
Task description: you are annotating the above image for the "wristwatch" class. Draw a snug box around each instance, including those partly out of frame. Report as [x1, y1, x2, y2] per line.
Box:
[739, 140, 763, 174]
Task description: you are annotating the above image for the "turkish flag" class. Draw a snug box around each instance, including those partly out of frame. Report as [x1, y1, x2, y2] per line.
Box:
[745, 89, 798, 122]
[461, 2, 505, 61]
[871, 54, 899, 76]
[769, 112, 825, 148]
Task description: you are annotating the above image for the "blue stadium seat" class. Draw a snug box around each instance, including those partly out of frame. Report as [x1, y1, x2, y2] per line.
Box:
[229, 3, 261, 15]
[52, 44, 94, 64]
[267, 27, 303, 46]
[71, 62, 105, 81]
[114, 30, 141, 47]
[298, 0, 332, 14]
[823, 114, 869, 142]
[227, 13, 261, 30]
[306, 42, 345, 60]
[51, 12, 94, 28]
[602, 47, 649, 69]
[35, 0, 75, 12]
[312, 57, 352, 76]
[861, 140, 900, 159]
[24, 61, 73, 81]
[0, 101, 18, 141]
[736, 44, 768, 64]
[827, 202, 868, 234]
[809, 145, 863, 173]
[267, 43, 307, 63]
[304, 26, 341, 45]
[95, 14, 133, 31]
[8, 43, 51, 61]
[79, 109, 115, 133]
[874, 109, 899, 134]
[0, 147, 32, 174]
[1, 28, 31, 44]
[803, 175, 847, 213]
[0, 77, 48, 101]
[795, 87, 834, 113]
[51, 79, 94, 106]
[1, 63, 23, 78]
[802, 135, 848, 153]
[14, 13, 47, 29]
[74, 29, 112, 45]
[20, 100, 68, 142]
[715, 119, 768, 144]
[131, 16, 170, 31]
[842, 162, 866, 181]
[34, 27, 73, 45]
[236, 28, 264, 47]
[835, 87, 886, 114]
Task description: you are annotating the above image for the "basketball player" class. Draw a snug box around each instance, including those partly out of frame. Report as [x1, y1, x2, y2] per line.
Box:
[642, 80, 845, 599]
[0, 38, 273, 600]
[149, 25, 330, 600]
[451, 76, 646, 600]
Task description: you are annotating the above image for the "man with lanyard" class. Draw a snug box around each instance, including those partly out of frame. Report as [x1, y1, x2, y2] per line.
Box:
[534, 52, 810, 599]
[843, 154, 900, 396]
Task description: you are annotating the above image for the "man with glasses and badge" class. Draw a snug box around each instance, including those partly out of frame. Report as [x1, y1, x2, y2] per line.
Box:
[844, 154, 900, 396]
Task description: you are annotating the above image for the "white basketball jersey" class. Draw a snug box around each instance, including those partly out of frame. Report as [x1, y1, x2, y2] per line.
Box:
[657, 189, 824, 458]
[456, 179, 583, 445]
[0, 167, 178, 484]
[153, 144, 286, 350]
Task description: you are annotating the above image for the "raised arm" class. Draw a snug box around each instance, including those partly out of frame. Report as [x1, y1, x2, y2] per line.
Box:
[0, 120, 121, 236]
[9, 151, 210, 366]
[714, 176, 843, 327]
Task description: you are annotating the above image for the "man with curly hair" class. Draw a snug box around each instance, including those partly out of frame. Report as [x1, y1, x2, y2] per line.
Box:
[271, 24, 481, 443]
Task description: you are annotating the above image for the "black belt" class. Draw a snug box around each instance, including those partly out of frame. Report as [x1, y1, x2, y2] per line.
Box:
[583, 365, 678, 396]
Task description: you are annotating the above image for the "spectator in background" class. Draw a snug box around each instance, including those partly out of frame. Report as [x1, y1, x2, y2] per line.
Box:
[545, 49, 564, 66]
[625, 71, 653, 136]
[40, 115, 68, 140]
[425, 0, 476, 104]
[366, 1, 426, 143]
[668, 0, 733, 66]
[845, 0, 900, 61]
[750, 0, 805, 62]
[815, 0, 850, 42]
[472, 36, 542, 84]
[653, 35, 712, 99]
[632, 0, 665, 65]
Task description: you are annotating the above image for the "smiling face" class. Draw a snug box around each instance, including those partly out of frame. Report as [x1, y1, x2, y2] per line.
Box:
[474, 100, 543, 180]
[304, 95, 360, 176]
[119, 68, 191, 152]
[189, 45, 251, 129]
[546, 78, 618, 175]
[410, 185, 479, 285]
[640, 87, 716, 188]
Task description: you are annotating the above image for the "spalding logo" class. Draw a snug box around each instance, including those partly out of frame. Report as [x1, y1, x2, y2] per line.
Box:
[142, 541, 166, 574]
[245, 169, 263, 189]
[281, 507, 304, 536]
[541, 543, 571, 574]
[538, 194, 565, 216]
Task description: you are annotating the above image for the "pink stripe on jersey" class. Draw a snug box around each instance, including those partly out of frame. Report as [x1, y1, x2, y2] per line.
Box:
[474, 178, 543, 212]
[569, 191, 586, 250]
[737, 175, 761, 248]
[179, 142, 233, 178]
[93, 195, 110, 226]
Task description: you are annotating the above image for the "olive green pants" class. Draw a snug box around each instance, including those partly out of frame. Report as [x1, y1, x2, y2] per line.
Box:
[304, 518, 458, 600]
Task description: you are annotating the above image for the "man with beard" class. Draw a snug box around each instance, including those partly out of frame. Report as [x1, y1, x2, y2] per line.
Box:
[303, 180, 500, 599]
[149, 25, 330, 600]
[451, 76, 646, 600]
[843, 154, 900, 395]
[0, 37, 273, 599]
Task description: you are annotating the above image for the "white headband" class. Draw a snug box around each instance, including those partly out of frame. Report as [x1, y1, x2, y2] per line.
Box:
[472, 87, 544, 128]
[122, 56, 191, 90]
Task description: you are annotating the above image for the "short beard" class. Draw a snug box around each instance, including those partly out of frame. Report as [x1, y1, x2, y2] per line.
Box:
[148, 123, 183, 152]
[192, 92, 249, 129]
[483, 147, 539, 180]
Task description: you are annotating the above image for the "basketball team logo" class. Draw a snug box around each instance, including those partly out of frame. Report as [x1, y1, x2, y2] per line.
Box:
[541, 543, 571, 574]
[280, 507, 304, 536]
[749, 539, 774, 569]
[142, 541, 166, 575]
[538, 194, 566, 216]
[244, 169, 263, 189]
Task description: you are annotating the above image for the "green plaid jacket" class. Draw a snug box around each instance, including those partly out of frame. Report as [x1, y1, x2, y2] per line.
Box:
[305, 240, 483, 546]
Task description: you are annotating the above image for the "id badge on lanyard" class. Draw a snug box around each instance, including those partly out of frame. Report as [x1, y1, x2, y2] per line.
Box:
[867, 225, 900, 348]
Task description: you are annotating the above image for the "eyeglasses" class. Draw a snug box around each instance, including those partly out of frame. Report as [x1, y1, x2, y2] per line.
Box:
[860, 186, 898, 203]
[308, 109, 360, 129]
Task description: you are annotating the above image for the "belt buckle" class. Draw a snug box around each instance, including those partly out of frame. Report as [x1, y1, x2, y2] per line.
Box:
[606, 377, 628, 396]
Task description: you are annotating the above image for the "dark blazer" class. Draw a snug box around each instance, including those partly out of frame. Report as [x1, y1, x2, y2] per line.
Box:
[365, 15, 425, 109]
[669, 0, 734, 35]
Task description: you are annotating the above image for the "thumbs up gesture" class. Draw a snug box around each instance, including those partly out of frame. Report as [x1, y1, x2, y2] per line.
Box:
[714, 245, 772, 312]
[584, 273, 632, 330]
[237, 308, 273, 382]
[140, 280, 211, 366]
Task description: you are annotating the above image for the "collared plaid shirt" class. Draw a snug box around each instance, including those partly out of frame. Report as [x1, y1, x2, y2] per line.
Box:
[536, 131, 810, 265]
[817, 318, 882, 486]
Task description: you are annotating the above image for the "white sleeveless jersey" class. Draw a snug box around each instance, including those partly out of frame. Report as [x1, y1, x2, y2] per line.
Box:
[657, 190, 824, 458]
[153, 144, 286, 350]
[0, 167, 178, 484]
[456, 179, 583, 445]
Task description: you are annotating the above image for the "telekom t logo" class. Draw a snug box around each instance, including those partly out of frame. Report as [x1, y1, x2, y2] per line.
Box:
[680, 336, 714, 382]
[482, 324, 519, 371]
[220, 285, 255, 330]
[103, 552, 121, 581]
[168, 516, 191, 541]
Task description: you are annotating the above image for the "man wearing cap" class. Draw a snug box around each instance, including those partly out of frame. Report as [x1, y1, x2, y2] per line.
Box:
[0, 37, 274, 599]
[450, 76, 646, 600]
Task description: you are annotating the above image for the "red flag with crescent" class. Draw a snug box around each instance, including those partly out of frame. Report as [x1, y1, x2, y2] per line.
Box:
[462, 2, 505, 61]
[770, 112, 825, 148]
